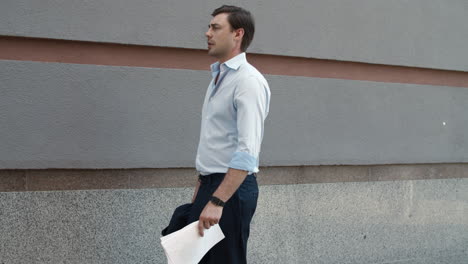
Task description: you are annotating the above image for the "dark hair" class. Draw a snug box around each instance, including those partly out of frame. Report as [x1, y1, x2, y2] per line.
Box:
[212, 5, 255, 52]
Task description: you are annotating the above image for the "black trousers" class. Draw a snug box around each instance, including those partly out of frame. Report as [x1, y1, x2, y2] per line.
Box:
[188, 173, 259, 264]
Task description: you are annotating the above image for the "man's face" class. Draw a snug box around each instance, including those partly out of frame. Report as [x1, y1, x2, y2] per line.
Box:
[205, 13, 236, 60]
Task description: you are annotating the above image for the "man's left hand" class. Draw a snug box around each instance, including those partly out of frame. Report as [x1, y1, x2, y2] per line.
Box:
[198, 201, 223, 237]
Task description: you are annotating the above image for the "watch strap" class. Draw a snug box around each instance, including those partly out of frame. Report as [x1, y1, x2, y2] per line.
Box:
[210, 196, 225, 207]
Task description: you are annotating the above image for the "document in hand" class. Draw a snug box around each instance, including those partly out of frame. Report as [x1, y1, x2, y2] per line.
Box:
[160, 220, 225, 264]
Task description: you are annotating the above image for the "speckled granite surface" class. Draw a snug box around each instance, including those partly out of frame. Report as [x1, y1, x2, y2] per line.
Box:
[1, 178, 467, 263]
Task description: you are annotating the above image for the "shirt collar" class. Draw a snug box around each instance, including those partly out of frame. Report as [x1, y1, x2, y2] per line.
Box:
[224, 52, 246, 70]
[210, 52, 247, 78]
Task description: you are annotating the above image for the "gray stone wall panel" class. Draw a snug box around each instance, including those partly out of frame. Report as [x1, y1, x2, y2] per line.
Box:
[1, 0, 467, 71]
[1, 60, 467, 168]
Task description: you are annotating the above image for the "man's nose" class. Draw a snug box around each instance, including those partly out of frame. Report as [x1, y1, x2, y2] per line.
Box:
[205, 30, 211, 38]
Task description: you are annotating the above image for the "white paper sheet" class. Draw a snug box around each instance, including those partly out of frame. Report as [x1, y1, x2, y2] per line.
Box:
[160, 221, 225, 264]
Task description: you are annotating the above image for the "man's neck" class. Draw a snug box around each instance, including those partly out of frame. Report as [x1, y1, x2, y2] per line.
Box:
[217, 50, 242, 64]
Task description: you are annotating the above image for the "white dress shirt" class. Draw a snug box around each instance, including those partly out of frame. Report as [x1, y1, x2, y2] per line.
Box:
[196, 52, 271, 175]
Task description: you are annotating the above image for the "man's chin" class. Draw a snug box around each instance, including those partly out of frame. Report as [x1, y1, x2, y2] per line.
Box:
[207, 50, 217, 57]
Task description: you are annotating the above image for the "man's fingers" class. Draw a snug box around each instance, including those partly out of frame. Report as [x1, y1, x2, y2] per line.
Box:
[198, 218, 219, 237]
[198, 221, 204, 237]
[203, 219, 211, 229]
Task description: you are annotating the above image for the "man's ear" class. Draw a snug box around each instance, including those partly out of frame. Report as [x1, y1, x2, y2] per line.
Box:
[234, 28, 245, 41]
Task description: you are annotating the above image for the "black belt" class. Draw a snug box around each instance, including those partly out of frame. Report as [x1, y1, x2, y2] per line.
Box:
[198, 172, 256, 184]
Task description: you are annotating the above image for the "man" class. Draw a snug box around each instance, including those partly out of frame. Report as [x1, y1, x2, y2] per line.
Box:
[188, 5, 271, 264]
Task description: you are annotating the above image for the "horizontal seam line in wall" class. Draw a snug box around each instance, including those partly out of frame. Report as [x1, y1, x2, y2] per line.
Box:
[1, 35, 468, 88]
[1, 163, 467, 192]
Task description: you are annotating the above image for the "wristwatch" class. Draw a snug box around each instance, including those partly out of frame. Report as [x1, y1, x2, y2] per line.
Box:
[210, 196, 225, 207]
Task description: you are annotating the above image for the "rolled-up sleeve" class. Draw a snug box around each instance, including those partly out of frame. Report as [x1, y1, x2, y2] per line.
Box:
[228, 75, 270, 172]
